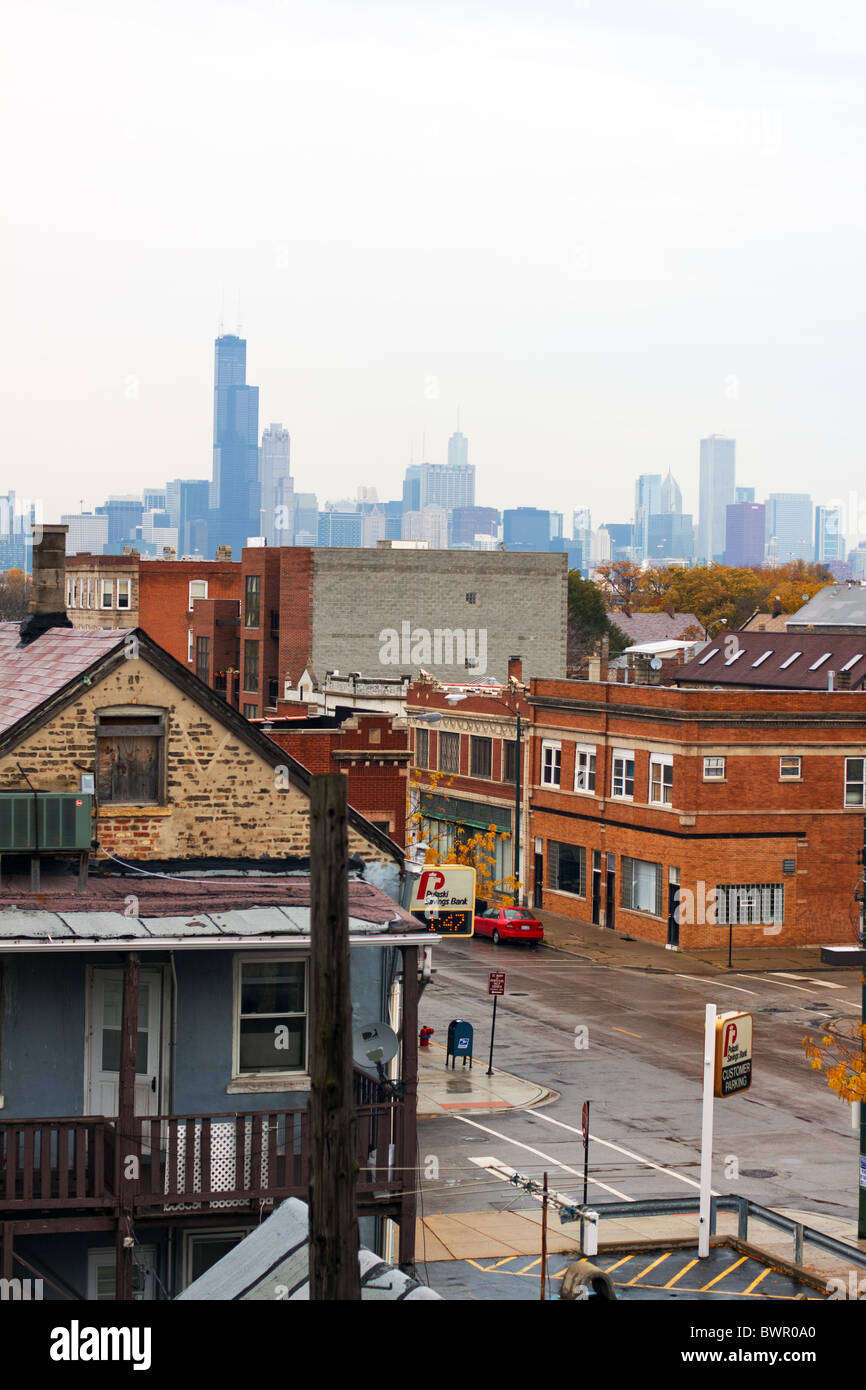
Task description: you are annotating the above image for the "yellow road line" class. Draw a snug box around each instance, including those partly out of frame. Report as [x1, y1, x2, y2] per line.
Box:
[516, 1257, 542, 1275]
[602, 1254, 635, 1273]
[700, 1256, 748, 1292]
[742, 1266, 772, 1296]
[663, 1258, 699, 1289]
[626, 1252, 672, 1285]
[611, 1027, 642, 1038]
[492, 1256, 517, 1268]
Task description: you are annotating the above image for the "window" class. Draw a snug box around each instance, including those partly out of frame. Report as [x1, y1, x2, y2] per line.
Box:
[100, 579, 113, 609]
[502, 739, 517, 783]
[96, 710, 165, 804]
[649, 754, 673, 806]
[621, 857, 664, 916]
[465, 592, 477, 604]
[188, 579, 208, 611]
[196, 635, 210, 684]
[439, 731, 460, 774]
[236, 958, 308, 1073]
[116, 578, 131, 611]
[703, 756, 726, 780]
[574, 744, 596, 794]
[611, 749, 634, 799]
[716, 883, 784, 926]
[243, 640, 259, 692]
[547, 840, 586, 897]
[470, 736, 493, 778]
[541, 740, 562, 787]
[71, 578, 78, 608]
[845, 757, 866, 806]
[244, 574, 261, 628]
[183, 1232, 251, 1291]
[779, 756, 801, 780]
[243, 703, 258, 719]
[187, 629, 194, 663]
[415, 727, 429, 770]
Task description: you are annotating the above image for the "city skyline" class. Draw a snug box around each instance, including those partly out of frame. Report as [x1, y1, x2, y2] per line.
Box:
[2, 3, 864, 531]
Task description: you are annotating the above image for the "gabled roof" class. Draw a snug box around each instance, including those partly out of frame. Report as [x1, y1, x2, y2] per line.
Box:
[675, 631, 866, 690]
[0, 623, 404, 865]
[176, 1197, 441, 1300]
[738, 610, 791, 633]
[613, 612, 702, 643]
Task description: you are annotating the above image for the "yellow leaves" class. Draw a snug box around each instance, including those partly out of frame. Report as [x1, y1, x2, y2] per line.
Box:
[802, 1024, 866, 1103]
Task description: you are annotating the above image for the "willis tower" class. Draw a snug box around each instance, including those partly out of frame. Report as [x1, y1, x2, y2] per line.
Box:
[210, 334, 260, 557]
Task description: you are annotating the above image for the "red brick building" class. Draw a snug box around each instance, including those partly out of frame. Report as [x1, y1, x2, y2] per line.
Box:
[528, 676, 866, 949]
[262, 709, 411, 845]
[406, 663, 529, 895]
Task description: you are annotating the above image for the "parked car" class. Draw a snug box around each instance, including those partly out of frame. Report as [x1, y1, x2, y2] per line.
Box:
[473, 905, 544, 946]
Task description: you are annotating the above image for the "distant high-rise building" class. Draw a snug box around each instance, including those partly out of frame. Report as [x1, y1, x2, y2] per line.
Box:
[698, 435, 736, 563]
[318, 509, 363, 548]
[447, 430, 469, 470]
[383, 500, 404, 540]
[260, 423, 292, 545]
[99, 496, 144, 549]
[210, 334, 260, 556]
[450, 506, 499, 547]
[634, 474, 662, 561]
[573, 509, 593, 570]
[815, 505, 843, 566]
[163, 481, 209, 556]
[402, 506, 448, 549]
[647, 513, 694, 563]
[725, 502, 765, 567]
[659, 471, 682, 516]
[419, 460, 474, 513]
[503, 508, 550, 550]
[765, 493, 813, 566]
[293, 493, 318, 545]
[735, 486, 755, 504]
[62, 512, 108, 555]
[402, 464, 421, 512]
[602, 522, 634, 562]
[549, 512, 564, 541]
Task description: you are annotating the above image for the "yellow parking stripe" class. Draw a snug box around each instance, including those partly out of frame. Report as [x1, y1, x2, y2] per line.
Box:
[742, 1266, 772, 1296]
[612, 1027, 642, 1038]
[516, 1257, 541, 1275]
[700, 1256, 747, 1291]
[663, 1258, 699, 1289]
[602, 1254, 635, 1273]
[626, 1252, 672, 1285]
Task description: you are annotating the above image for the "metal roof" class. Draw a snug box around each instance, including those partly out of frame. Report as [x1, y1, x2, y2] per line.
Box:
[786, 585, 866, 629]
[675, 630, 866, 689]
[176, 1197, 441, 1301]
[0, 623, 130, 734]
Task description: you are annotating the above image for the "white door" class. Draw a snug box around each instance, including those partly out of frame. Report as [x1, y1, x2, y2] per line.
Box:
[87, 968, 163, 1117]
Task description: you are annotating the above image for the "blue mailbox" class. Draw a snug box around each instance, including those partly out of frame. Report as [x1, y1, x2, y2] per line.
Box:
[446, 1019, 474, 1069]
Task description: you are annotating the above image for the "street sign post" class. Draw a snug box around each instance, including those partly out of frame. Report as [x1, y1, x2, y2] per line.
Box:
[409, 866, 476, 936]
[487, 971, 505, 1075]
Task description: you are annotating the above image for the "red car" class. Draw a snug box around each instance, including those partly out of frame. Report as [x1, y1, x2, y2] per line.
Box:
[473, 905, 544, 946]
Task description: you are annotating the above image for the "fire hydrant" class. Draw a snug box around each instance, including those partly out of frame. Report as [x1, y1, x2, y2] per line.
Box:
[419, 1026, 434, 1048]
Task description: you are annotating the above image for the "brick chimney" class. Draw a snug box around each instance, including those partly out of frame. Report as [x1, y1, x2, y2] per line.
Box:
[18, 524, 73, 646]
[507, 654, 523, 684]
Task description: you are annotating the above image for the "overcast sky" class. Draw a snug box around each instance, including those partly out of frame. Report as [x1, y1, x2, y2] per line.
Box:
[2, 0, 864, 536]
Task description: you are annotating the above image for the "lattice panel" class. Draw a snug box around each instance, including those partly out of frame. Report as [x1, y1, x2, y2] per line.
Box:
[165, 1119, 270, 1211]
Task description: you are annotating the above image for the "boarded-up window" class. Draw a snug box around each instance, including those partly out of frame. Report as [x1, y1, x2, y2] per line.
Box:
[96, 714, 164, 804]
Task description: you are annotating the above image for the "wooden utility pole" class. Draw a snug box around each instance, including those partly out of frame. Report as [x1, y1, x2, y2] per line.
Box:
[115, 950, 139, 1301]
[308, 773, 361, 1300]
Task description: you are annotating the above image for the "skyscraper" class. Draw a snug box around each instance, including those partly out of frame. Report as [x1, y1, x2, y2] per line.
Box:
[698, 435, 736, 563]
[210, 334, 260, 557]
[260, 423, 292, 545]
[815, 505, 843, 566]
[659, 471, 682, 516]
[447, 430, 469, 469]
[634, 474, 662, 562]
[765, 494, 814, 565]
[725, 502, 766, 567]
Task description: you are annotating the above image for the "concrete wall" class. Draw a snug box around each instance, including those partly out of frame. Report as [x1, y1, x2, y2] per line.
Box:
[308, 549, 567, 687]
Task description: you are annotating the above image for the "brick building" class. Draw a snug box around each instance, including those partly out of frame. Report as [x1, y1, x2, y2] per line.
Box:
[528, 676, 866, 949]
[406, 661, 529, 895]
[262, 709, 412, 846]
[65, 545, 567, 720]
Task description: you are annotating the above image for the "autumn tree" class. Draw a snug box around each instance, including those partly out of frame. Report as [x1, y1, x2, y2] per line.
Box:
[567, 571, 629, 666]
[593, 561, 644, 613]
[0, 568, 31, 621]
[803, 1019, 866, 1105]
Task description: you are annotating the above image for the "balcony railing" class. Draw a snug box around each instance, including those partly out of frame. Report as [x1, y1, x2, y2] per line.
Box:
[0, 1075, 404, 1216]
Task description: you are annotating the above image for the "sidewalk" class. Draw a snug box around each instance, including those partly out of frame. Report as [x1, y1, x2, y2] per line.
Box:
[416, 1038, 555, 1117]
[535, 907, 840, 975]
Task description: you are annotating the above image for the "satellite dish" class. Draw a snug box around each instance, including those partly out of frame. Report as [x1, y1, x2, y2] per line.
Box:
[352, 1022, 399, 1072]
[650, 657, 663, 670]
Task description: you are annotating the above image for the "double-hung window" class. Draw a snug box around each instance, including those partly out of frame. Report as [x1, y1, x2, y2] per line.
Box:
[541, 740, 562, 788]
[439, 731, 460, 774]
[649, 754, 673, 806]
[611, 749, 635, 799]
[574, 744, 596, 794]
[235, 957, 308, 1074]
[703, 756, 726, 781]
[845, 757, 866, 806]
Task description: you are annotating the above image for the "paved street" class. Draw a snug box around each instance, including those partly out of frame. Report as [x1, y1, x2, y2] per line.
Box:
[415, 933, 863, 1232]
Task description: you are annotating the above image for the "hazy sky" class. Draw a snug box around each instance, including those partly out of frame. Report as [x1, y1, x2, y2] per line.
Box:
[2, 0, 864, 535]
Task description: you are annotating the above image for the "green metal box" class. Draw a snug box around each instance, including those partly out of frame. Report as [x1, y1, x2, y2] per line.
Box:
[0, 792, 92, 853]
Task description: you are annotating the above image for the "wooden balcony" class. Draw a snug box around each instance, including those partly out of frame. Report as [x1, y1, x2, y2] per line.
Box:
[0, 1075, 405, 1218]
